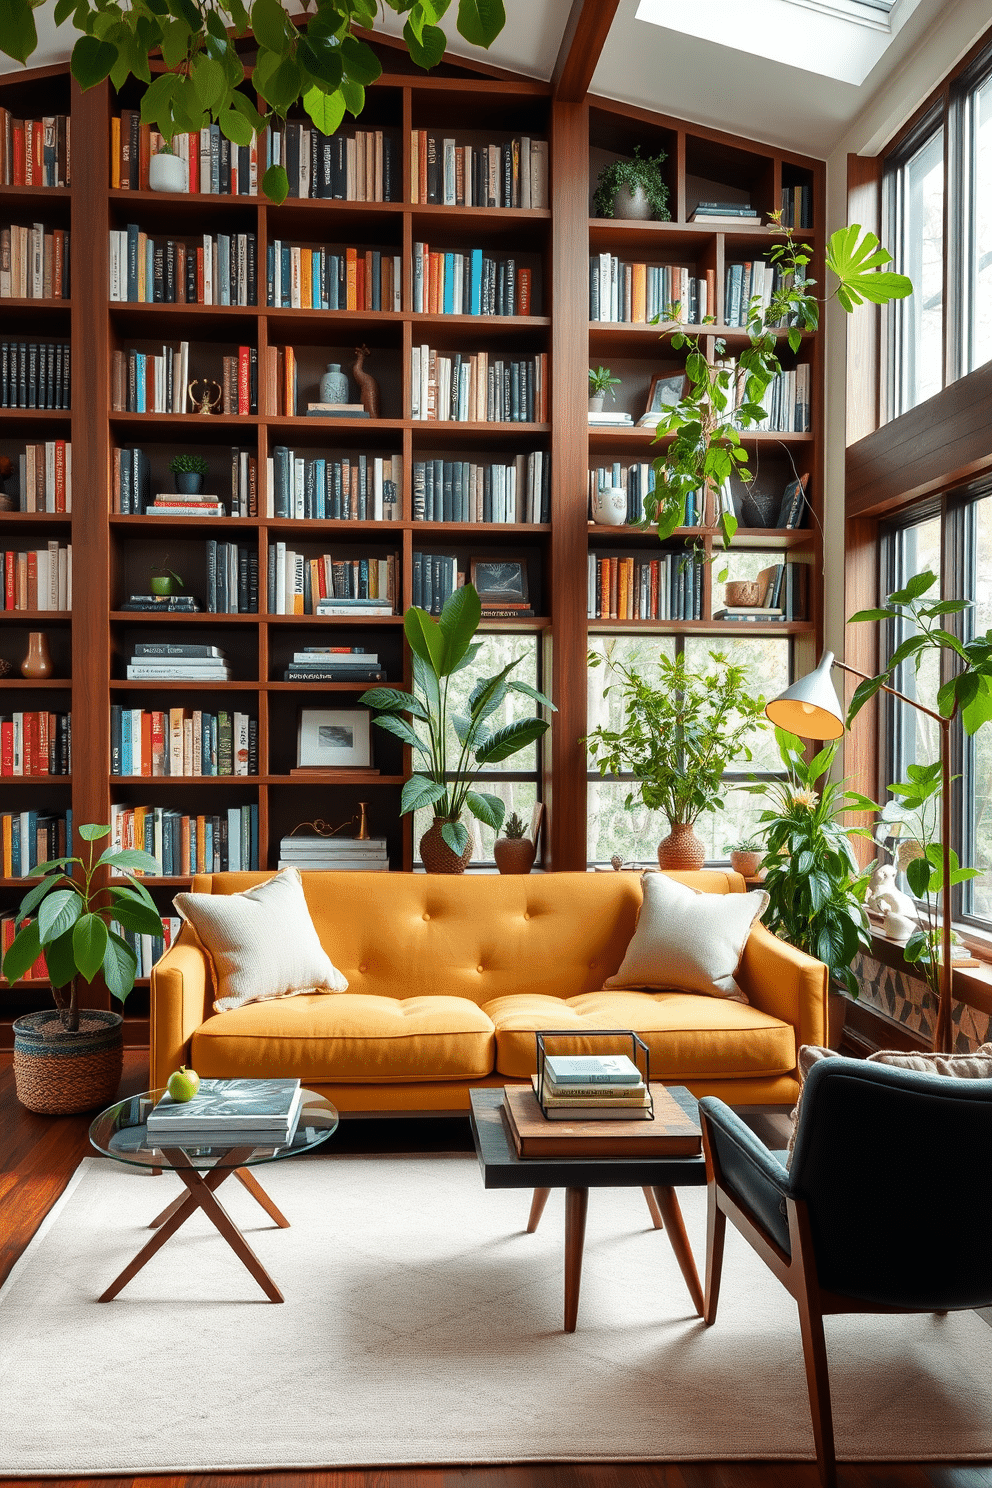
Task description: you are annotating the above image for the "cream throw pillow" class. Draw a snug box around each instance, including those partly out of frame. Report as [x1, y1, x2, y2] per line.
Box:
[604, 871, 769, 1004]
[174, 867, 348, 1013]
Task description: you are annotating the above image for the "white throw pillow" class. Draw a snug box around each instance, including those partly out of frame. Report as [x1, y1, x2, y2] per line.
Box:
[174, 867, 348, 1013]
[604, 871, 768, 1004]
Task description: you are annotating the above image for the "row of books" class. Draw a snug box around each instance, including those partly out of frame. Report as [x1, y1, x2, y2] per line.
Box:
[409, 133, 548, 210]
[12, 442, 72, 514]
[714, 561, 809, 621]
[0, 713, 72, 776]
[110, 803, 259, 874]
[111, 343, 258, 416]
[752, 364, 812, 433]
[587, 553, 704, 620]
[280, 646, 384, 684]
[780, 183, 813, 229]
[278, 833, 388, 871]
[112, 447, 258, 519]
[589, 258, 712, 324]
[267, 243, 401, 312]
[113, 116, 258, 195]
[268, 123, 398, 202]
[412, 554, 533, 618]
[1, 225, 70, 301]
[1, 544, 72, 612]
[204, 543, 258, 615]
[0, 111, 70, 187]
[145, 1077, 305, 1146]
[110, 707, 257, 778]
[412, 245, 536, 317]
[0, 811, 71, 878]
[723, 259, 807, 328]
[588, 463, 657, 526]
[108, 229, 257, 306]
[118, 918, 182, 979]
[0, 916, 47, 980]
[126, 642, 231, 682]
[266, 546, 398, 616]
[0, 341, 70, 410]
[268, 449, 400, 522]
[410, 347, 548, 423]
[412, 454, 550, 525]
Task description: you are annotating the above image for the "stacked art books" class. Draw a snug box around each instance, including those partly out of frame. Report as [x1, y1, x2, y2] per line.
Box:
[146, 1078, 304, 1147]
[125, 642, 232, 682]
[535, 1054, 651, 1121]
[278, 833, 388, 872]
[282, 647, 385, 684]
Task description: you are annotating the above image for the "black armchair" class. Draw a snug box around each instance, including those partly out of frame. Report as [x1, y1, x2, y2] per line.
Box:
[699, 1055, 992, 1487]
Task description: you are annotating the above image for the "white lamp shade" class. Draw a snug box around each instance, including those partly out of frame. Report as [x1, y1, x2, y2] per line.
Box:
[765, 651, 846, 740]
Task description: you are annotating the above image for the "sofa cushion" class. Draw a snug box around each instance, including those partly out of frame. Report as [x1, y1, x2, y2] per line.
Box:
[605, 871, 768, 1004]
[175, 867, 347, 1013]
[191, 993, 496, 1083]
[483, 989, 796, 1081]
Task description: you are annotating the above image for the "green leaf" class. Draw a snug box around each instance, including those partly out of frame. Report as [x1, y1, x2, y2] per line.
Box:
[475, 717, 548, 764]
[44, 928, 78, 990]
[507, 679, 556, 711]
[847, 607, 894, 624]
[466, 791, 505, 831]
[71, 34, 118, 89]
[103, 931, 138, 1004]
[0, 0, 37, 65]
[373, 714, 428, 753]
[115, 873, 161, 916]
[250, 0, 288, 51]
[192, 53, 227, 109]
[2, 919, 42, 985]
[405, 605, 446, 675]
[906, 855, 933, 898]
[457, 0, 505, 45]
[441, 819, 469, 856]
[826, 225, 914, 309]
[158, 19, 191, 72]
[299, 37, 343, 91]
[303, 84, 345, 136]
[13, 873, 65, 921]
[37, 888, 83, 945]
[340, 34, 383, 85]
[438, 582, 482, 673]
[340, 76, 365, 117]
[109, 900, 168, 936]
[359, 687, 428, 718]
[261, 54, 303, 108]
[400, 774, 448, 815]
[846, 673, 886, 725]
[78, 822, 111, 843]
[72, 913, 109, 982]
[262, 163, 289, 204]
[97, 847, 161, 873]
[218, 107, 254, 147]
[404, 17, 445, 68]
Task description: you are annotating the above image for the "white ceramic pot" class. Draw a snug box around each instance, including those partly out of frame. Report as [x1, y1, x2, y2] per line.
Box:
[149, 152, 188, 194]
[591, 485, 628, 526]
[614, 184, 653, 220]
[588, 393, 605, 414]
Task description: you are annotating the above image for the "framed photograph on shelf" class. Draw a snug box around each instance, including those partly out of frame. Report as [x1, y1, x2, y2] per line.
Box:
[297, 709, 372, 770]
[638, 372, 687, 426]
[470, 558, 528, 604]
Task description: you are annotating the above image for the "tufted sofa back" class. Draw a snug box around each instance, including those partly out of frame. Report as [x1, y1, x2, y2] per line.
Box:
[188, 869, 745, 1009]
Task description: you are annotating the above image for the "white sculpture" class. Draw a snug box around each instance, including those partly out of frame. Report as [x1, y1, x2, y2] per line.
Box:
[867, 861, 919, 943]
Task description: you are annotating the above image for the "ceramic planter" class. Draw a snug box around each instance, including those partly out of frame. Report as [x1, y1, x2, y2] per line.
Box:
[614, 184, 653, 220]
[148, 152, 187, 193]
[588, 393, 605, 413]
[174, 471, 202, 495]
[494, 837, 536, 874]
[729, 850, 763, 878]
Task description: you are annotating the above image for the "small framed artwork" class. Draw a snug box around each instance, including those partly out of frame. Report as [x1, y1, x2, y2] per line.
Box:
[645, 372, 687, 417]
[297, 708, 372, 769]
[470, 558, 528, 604]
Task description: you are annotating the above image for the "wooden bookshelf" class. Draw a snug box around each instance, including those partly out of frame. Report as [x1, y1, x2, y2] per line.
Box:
[0, 37, 824, 1045]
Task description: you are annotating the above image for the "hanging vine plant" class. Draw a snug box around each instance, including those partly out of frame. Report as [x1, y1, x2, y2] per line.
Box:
[1, 0, 506, 204]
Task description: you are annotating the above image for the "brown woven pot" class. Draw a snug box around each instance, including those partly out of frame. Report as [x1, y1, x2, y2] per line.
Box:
[420, 819, 474, 874]
[13, 1008, 124, 1115]
[494, 837, 536, 875]
[657, 822, 706, 871]
[729, 850, 763, 879]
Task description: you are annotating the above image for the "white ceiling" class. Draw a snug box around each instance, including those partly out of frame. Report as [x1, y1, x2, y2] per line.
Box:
[0, 0, 983, 160]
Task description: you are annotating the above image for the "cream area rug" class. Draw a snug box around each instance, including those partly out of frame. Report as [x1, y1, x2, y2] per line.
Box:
[3, 1151, 992, 1475]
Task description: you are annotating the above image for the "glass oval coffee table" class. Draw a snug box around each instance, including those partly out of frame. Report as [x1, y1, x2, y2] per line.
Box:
[90, 1087, 338, 1304]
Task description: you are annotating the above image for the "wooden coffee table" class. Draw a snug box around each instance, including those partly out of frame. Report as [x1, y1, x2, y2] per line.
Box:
[468, 1086, 706, 1332]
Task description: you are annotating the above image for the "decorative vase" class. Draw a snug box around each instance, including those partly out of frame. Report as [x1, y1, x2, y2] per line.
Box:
[420, 819, 474, 874]
[174, 471, 202, 495]
[657, 823, 706, 871]
[148, 152, 187, 193]
[13, 1008, 124, 1114]
[494, 837, 536, 874]
[320, 363, 349, 404]
[614, 184, 653, 220]
[729, 849, 763, 879]
[591, 484, 627, 525]
[21, 631, 53, 678]
[588, 393, 605, 414]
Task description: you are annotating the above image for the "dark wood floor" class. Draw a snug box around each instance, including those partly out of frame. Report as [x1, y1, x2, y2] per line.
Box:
[2, 1051, 991, 1488]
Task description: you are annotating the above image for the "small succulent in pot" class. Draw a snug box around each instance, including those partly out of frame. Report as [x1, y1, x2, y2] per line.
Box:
[149, 558, 184, 597]
[592, 146, 671, 221]
[724, 837, 764, 879]
[494, 811, 536, 875]
[168, 453, 210, 495]
[589, 366, 621, 413]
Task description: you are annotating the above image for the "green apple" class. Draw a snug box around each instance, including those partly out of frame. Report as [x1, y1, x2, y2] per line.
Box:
[166, 1065, 200, 1102]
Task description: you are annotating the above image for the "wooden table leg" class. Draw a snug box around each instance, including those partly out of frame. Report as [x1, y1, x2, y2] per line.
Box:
[148, 1156, 289, 1231]
[563, 1186, 588, 1333]
[652, 1185, 704, 1317]
[642, 1185, 665, 1229]
[527, 1188, 551, 1233]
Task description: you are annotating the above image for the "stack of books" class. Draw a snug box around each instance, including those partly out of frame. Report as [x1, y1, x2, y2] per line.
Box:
[588, 410, 633, 428]
[688, 200, 760, 224]
[119, 592, 202, 613]
[315, 594, 394, 618]
[126, 643, 231, 682]
[145, 492, 225, 518]
[283, 647, 384, 683]
[278, 834, 389, 871]
[306, 401, 370, 420]
[536, 1054, 650, 1120]
[145, 1078, 303, 1147]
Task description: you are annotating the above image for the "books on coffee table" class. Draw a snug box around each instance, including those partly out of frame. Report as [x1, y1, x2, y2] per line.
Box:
[145, 1077, 303, 1146]
[530, 1074, 650, 1118]
[502, 1084, 702, 1158]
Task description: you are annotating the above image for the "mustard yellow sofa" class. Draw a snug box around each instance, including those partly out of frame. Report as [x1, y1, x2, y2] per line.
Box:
[149, 869, 828, 1111]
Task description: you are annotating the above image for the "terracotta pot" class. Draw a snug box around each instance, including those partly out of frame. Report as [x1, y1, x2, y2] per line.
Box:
[420, 819, 473, 874]
[21, 631, 53, 678]
[13, 1008, 123, 1115]
[730, 850, 763, 879]
[657, 822, 706, 871]
[494, 837, 535, 874]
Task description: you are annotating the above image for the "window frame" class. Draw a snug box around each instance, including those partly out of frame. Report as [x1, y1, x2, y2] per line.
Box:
[883, 102, 946, 418]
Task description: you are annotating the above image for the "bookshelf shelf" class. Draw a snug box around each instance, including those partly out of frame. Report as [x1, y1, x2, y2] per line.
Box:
[110, 679, 259, 691]
[586, 618, 815, 634]
[0, 186, 71, 202]
[0, 513, 72, 528]
[0, 678, 72, 689]
[109, 413, 261, 432]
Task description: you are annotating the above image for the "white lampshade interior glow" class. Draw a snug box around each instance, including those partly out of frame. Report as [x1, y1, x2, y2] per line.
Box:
[764, 651, 846, 740]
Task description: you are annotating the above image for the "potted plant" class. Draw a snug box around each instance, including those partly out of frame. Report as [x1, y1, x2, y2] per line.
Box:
[494, 811, 536, 875]
[149, 559, 184, 597]
[4, 824, 162, 1113]
[360, 585, 555, 873]
[725, 837, 764, 879]
[585, 649, 767, 869]
[589, 366, 621, 414]
[169, 453, 210, 496]
[148, 140, 187, 193]
[593, 146, 671, 221]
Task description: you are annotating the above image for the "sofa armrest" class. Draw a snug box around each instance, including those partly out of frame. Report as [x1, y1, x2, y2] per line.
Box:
[736, 922, 828, 1054]
[149, 925, 212, 1089]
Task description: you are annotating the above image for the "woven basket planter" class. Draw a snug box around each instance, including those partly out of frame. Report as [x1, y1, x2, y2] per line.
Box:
[657, 822, 706, 871]
[420, 819, 474, 874]
[13, 1009, 124, 1115]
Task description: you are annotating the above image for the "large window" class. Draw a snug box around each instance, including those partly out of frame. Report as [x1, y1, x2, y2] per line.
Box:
[887, 119, 944, 415]
[964, 59, 992, 372]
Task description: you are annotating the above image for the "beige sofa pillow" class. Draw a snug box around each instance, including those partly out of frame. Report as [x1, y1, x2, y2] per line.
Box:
[174, 867, 348, 1013]
[604, 871, 769, 1004]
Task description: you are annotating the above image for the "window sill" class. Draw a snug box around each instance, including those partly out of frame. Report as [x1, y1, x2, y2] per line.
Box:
[867, 923, 992, 1018]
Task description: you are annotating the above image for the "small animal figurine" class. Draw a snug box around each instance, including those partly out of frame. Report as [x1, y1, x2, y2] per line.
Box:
[187, 378, 223, 415]
[352, 345, 381, 419]
[867, 861, 919, 942]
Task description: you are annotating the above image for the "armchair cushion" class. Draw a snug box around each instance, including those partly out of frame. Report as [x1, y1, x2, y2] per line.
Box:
[699, 1096, 793, 1253]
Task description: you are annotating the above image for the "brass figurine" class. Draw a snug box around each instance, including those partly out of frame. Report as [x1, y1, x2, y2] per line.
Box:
[187, 378, 223, 415]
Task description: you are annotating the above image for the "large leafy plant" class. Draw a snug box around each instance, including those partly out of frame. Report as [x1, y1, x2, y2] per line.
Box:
[2, 824, 162, 1032]
[644, 221, 913, 545]
[2, 0, 506, 205]
[585, 649, 766, 830]
[360, 584, 554, 859]
[743, 730, 877, 997]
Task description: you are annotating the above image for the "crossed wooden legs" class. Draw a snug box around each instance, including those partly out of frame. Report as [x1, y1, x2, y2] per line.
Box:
[527, 1184, 703, 1332]
[98, 1148, 290, 1304]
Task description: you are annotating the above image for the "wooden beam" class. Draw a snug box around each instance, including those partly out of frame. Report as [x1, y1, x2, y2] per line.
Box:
[552, 0, 621, 103]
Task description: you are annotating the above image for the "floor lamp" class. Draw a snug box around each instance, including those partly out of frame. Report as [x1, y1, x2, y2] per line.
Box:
[766, 650, 955, 1055]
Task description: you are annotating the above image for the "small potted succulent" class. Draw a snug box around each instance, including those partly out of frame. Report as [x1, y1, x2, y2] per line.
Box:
[725, 837, 764, 879]
[589, 366, 621, 414]
[149, 559, 184, 597]
[593, 146, 671, 222]
[494, 811, 536, 875]
[149, 140, 188, 194]
[169, 453, 210, 495]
